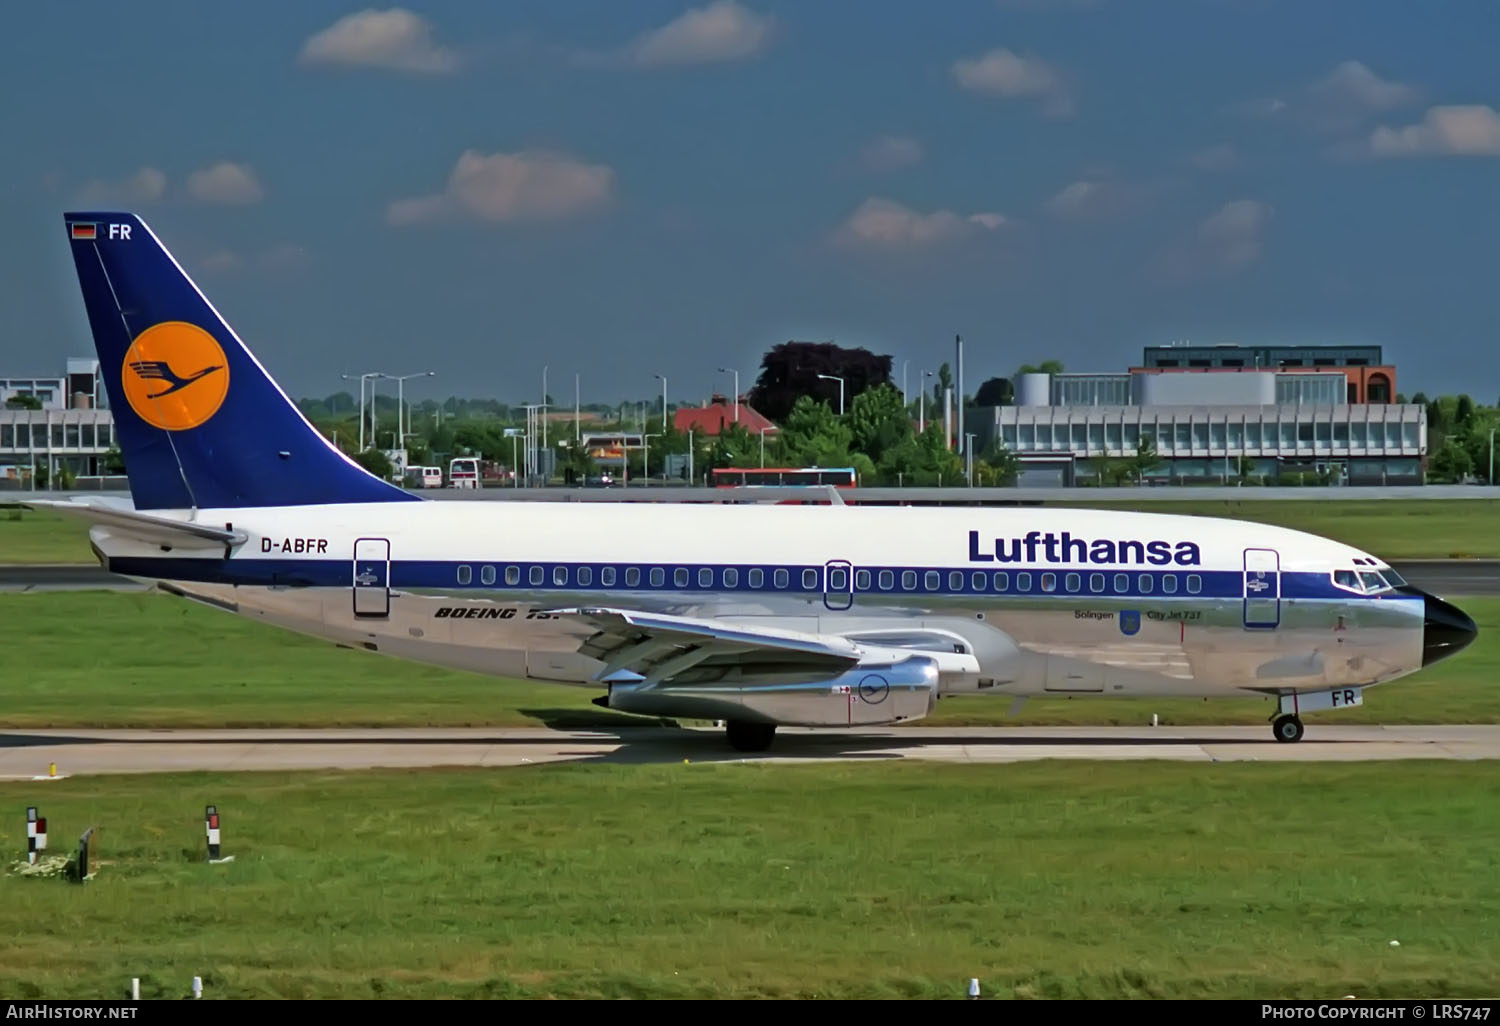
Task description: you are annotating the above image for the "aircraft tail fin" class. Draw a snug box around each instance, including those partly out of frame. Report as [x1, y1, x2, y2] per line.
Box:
[60, 212, 420, 511]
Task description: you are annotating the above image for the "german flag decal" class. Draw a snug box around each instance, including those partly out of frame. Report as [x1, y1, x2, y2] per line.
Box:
[70, 222, 97, 240]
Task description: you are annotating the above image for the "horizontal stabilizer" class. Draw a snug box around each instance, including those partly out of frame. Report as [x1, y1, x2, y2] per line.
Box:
[22, 499, 247, 551]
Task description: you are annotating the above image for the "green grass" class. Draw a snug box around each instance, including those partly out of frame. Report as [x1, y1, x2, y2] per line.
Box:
[2, 590, 1497, 729]
[6, 499, 1500, 562]
[0, 508, 92, 563]
[0, 761, 1495, 999]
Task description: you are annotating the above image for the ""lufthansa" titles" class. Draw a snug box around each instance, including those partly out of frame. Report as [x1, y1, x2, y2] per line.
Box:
[968, 530, 1202, 566]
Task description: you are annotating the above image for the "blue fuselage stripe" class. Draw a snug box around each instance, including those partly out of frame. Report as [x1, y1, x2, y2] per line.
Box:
[106, 557, 1400, 604]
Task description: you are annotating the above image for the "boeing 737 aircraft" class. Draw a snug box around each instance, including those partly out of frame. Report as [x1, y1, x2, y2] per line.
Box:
[30, 212, 1478, 751]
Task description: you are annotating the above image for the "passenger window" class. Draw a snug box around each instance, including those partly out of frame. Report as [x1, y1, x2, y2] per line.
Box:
[1162, 574, 1177, 594]
[774, 569, 789, 588]
[879, 570, 894, 590]
[993, 572, 1009, 591]
[699, 568, 713, 588]
[803, 569, 818, 590]
[480, 565, 495, 585]
[925, 571, 941, 591]
[505, 566, 520, 586]
[725, 568, 739, 588]
[856, 569, 871, 590]
[971, 572, 987, 591]
[601, 567, 616, 587]
[650, 568, 664, 587]
[949, 571, 964, 591]
[1065, 572, 1080, 592]
[554, 566, 568, 586]
[1187, 574, 1201, 594]
[529, 566, 543, 586]
[829, 568, 848, 590]
[1041, 573, 1056, 592]
[1114, 573, 1128, 593]
[675, 568, 689, 587]
[578, 567, 592, 586]
[902, 571, 916, 590]
[626, 567, 640, 587]
[1139, 574, 1153, 593]
[458, 565, 472, 585]
[1017, 572, 1032, 591]
[1090, 573, 1104, 593]
[749, 568, 764, 588]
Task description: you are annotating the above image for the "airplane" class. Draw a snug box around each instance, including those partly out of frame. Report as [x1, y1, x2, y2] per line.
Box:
[27, 211, 1478, 752]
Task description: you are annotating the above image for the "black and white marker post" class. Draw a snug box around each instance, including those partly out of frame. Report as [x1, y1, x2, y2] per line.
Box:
[26, 806, 36, 865]
[205, 805, 234, 864]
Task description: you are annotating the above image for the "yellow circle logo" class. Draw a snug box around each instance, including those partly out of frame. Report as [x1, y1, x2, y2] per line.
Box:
[121, 322, 230, 432]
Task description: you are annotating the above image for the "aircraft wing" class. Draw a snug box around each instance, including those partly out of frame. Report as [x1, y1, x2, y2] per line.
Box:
[20, 499, 247, 551]
[549, 605, 871, 687]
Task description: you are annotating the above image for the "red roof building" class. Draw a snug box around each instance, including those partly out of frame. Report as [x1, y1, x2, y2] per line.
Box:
[673, 394, 778, 436]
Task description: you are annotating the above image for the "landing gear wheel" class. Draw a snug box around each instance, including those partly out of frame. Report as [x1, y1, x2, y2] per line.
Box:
[725, 720, 776, 753]
[1272, 714, 1304, 743]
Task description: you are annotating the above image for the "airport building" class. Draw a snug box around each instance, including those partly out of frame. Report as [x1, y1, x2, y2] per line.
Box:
[973, 344, 1425, 487]
[0, 357, 121, 488]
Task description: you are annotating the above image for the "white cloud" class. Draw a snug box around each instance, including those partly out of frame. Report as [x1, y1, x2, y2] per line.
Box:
[1189, 143, 1239, 172]
[834, 197, 1006, 250]
[860, 135, 925, 171]
[1043, 177, 1136, 220]
[1368, 105, 1500, 157]
[187, 162, 265, 205]
[1311, 60, 1418, 113]
[299, 8, 459, 73]
[76, 167, 167, 205]
[200, 250, 241, 273]
[387, 149, 615, 226]
[580, 1, 774, 69]
[1153, 199, 1273, 284]
[951, 48, 1073, 117]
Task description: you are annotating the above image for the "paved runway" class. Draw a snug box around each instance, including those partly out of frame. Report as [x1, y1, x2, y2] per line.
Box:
[3, 560, 1500, 594]
[1, 725, 1496, 778]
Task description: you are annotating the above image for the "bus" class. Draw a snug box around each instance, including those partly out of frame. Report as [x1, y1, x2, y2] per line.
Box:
[448, 457, 480, 489]
[710, 467, 857, 488]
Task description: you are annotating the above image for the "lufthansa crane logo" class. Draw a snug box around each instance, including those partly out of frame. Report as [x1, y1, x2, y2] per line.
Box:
[121, 322, 229, 431]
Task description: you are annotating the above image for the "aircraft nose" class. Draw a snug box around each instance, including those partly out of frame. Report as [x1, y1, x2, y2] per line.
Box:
[1421, 591, 1478, 667]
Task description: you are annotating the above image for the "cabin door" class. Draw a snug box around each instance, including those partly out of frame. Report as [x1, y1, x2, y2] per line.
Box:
[1242, 548, 1281, 629]
[352, 537, 391, 619]
[823, 560, 854, 611]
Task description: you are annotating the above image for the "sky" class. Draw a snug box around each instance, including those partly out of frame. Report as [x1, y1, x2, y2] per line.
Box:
[3, 0, 1498, 410]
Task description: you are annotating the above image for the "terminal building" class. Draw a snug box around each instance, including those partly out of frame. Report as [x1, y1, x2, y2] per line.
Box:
[0, 357, 121, 489]
[974, 344, 1425, 487]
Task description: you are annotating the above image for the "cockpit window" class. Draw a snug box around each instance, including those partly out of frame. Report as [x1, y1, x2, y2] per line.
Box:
[1380, 569, 1407, 588]
[1333, 570, 1360, 590]
[1333, 568, 1394, 594]
[1360, 571, 1386, 592]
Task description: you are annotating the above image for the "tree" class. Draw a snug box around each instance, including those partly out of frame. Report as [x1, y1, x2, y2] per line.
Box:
[972, 377, 1014, 407]
[352, 449, 394, 480]
[847, 383, 913, 466]
[776, 395, 853, 467]
[747, 341, 893, 423]
[1431, 439, 1473, 483]
[1128, 434, 1163, 483]
[1456, 394, 1475, 427]
[1017, 360, 1064, 376]
[4, 394, 41, 410]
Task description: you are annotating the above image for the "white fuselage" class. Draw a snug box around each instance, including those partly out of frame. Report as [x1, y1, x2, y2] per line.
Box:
[91, 500, 1428, 708]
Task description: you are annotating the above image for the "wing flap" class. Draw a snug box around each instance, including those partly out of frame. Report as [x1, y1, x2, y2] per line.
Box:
[550, 606, 865, 686]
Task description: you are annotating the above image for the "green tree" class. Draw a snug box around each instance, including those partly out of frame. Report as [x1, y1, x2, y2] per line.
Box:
[847, 383, 913, 466]
[4, 394, 42, 410]
[778, 395, 853, 467]
[1128, 434, 1163, 483]
[1430, 439, 1473, 482]
[352, 449, 394, 480]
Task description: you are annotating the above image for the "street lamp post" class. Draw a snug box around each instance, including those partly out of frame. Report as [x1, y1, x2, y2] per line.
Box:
[919, 370, 933, 433]
[643, 432, 661, 483]
[717, 366, 739, 422]
[384, 371, 435, 454]
[341, 371, 386, 451]
[653, 374, 667, 431]
[759, 427, 770, 467]
[816, 374, 845, 416]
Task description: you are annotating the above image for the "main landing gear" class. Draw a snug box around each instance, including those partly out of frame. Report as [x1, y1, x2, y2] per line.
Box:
[1272, 714, 1305, 744]
[725, 720, 777, 753]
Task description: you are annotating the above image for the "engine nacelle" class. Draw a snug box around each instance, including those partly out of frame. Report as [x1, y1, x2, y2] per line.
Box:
[602, 653, 941, 727]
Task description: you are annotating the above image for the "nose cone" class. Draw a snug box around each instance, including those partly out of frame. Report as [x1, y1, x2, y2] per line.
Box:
[1422, 591, 1478, 667]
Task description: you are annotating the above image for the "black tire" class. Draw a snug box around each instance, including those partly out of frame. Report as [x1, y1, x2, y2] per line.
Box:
[725, 720, 777, 753]
[1272, 714, 1304, 743]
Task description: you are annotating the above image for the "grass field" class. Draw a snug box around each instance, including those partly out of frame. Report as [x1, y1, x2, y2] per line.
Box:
[1, 590, 1497, 730]
[0, 761, 1495, 999]
[5, 499, 1500, 562]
